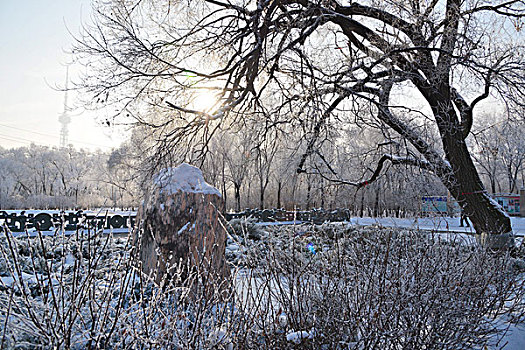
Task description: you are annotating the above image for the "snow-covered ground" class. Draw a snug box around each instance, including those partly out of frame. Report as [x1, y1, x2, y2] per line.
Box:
[503, 323, 525, 350]
[345, 216, 525, 236]
[257, 216, 525, 236]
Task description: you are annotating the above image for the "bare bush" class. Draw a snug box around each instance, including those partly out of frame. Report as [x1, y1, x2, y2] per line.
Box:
[0, 224, 523, 349]
[245, 225, 525, 349]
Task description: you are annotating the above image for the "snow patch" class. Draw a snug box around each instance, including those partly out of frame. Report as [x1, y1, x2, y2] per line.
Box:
[226, 244, 239, 253]
[286, 329, 314, 344]
[65, 254, 76, 266]
[1, 272, 58, 287]
[278, 313, 287, 327]
[487, 196, 511, 219]
[153, 163, 221, 197]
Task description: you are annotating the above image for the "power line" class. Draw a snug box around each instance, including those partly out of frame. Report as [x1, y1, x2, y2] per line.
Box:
[0, 133, 50, 145]
[0, 123, 60, 138]
[0, 134, 62, 146]
[0, 123, 117, 149]
[0, 135, 34, 146]
[0, 132, 116, 151]
[0, 133, 117, 152]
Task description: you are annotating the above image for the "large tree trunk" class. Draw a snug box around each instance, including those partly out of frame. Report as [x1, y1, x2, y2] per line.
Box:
[440, 113, 513, 248]
[413, 67, 516, 248]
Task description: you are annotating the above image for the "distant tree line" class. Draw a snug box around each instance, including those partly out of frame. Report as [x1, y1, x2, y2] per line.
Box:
[112, 122, 452, 215]
[0, 144, 137, 209]
[1, 113, 523, 214]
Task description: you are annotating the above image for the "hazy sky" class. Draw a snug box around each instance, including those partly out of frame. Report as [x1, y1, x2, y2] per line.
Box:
[0, 0, 126, 151]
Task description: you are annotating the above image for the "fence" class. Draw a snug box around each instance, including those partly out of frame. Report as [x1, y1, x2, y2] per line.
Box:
[0, 210, 136, 234]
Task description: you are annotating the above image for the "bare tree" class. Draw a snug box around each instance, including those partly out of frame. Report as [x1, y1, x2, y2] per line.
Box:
[253, 129, 279, 209]
[74, 0, 525, 244]
[0, 144, 140, 209]
[223, 130, 253, 211]
[271, 138, 301, 209]
[493, 120, 525, 193]
[472, 115, 525, 194]
[471, 132, 503, 194]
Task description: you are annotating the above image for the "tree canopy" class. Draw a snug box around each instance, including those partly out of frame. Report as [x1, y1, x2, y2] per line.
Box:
[74, 0, 525, 240]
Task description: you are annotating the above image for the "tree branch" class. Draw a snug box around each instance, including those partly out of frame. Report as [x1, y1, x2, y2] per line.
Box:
[296, 95, 345, 173]
[309, 153, 432, 188]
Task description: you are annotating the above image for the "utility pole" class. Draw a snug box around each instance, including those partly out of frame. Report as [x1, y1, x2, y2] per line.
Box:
[59, 67, 71, 148]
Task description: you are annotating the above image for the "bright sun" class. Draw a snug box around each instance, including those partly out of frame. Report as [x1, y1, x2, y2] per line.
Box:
[192, 90, 219, 113]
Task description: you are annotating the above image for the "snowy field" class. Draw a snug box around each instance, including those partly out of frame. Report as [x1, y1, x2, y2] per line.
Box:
[344, 216, 525, 236]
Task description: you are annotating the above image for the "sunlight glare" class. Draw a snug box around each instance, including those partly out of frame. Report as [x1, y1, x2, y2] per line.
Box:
[192, 90, 219, 113]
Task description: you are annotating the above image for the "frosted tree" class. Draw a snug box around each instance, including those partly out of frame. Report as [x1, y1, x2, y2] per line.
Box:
[74, 0, 525, 244]
[472, 115, 525, 194]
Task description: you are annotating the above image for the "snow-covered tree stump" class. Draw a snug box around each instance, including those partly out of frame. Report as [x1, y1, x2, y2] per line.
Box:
[135, 164, 229, 289]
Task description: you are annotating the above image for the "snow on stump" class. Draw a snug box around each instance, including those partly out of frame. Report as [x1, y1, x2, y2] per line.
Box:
[135, 163, 229, 292]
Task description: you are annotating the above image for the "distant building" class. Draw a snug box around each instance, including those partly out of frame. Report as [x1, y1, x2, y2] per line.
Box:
[493, 194, 520, 216]
[421, 196, 459, 215]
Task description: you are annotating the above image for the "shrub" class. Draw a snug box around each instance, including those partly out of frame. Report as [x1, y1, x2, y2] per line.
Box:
[0, 224, 523, 349]
[245, 226, 525, 349]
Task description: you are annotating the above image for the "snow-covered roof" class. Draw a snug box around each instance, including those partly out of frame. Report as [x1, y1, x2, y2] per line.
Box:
[153, 163, 221, 197]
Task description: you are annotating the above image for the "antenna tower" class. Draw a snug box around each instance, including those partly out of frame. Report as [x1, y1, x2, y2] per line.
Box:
[59, 67, 71, 148]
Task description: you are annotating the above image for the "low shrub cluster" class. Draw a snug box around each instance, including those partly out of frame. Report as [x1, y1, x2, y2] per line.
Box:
[0, 223, 523, 349]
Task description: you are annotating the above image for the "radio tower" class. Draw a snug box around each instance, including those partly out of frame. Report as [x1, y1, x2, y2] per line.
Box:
[59, 67, 71, 148]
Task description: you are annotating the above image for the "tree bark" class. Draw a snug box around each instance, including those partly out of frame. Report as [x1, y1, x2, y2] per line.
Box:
[439, 110, 513, 248]
[259, 184, 264, 210]
[234, 182, 241, 212]
[277, 181, 282, 209]
[373, 184, 380, 218]
[359, 188, 365, 218]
